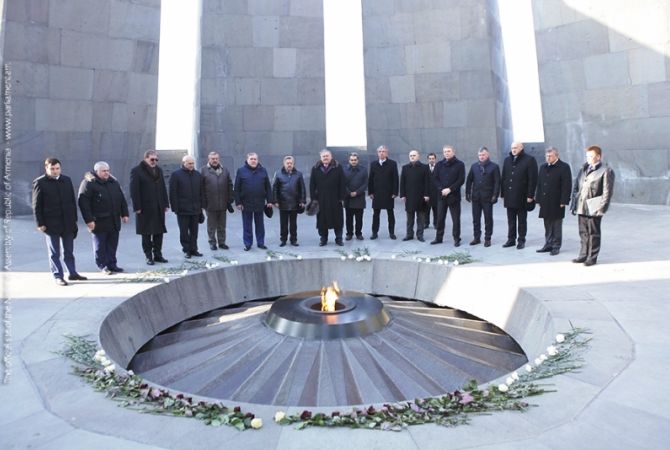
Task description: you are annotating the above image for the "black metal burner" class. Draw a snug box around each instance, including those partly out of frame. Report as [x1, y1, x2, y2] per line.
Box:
[264, 291, 391, 339]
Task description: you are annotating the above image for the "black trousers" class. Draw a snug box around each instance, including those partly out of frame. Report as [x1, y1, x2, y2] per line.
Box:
[406, 210, 426, 239]
[505, 207, 528, 243]
[371, 207, 395, 234]
[424, 200, 437, 228]
[141, 233, 164, 256]
[92, 230, 119, 269]
[177, 214, 199, 253]
[279, 210, 298, 243]
[345, 208, 364, 237]
[435, 200, 461, 241]
[543, 217, 563, 250]
[578, 215, 602, 263]
[471, 201, 493, 240]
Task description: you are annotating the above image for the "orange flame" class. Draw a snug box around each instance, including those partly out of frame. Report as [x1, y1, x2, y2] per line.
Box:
[320, 281, 341, 312]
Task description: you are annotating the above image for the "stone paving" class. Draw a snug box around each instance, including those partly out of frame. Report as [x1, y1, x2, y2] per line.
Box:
[1, 202, 670, 449]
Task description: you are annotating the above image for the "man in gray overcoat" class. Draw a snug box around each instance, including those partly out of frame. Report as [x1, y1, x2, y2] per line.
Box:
[201, 151, 233, 250]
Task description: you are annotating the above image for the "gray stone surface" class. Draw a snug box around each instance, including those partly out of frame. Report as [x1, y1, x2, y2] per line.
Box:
[362, 0, 512, 163]
[533, 0, 670, 205]
[2, 0, 160, 214]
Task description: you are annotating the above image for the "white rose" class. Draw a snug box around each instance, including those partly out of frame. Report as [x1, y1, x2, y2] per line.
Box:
[540, 354, 548, 361]
[104, 364, 115, 373]
[297, 255, 303, 260]
[506, 376, 514, 386]
[525, 364, 533, 372]
[163, 277, 170, 283]
[348, 254, 354, 259]
[547, 345, 558, 356]
[278, 255, 284, 260]
[438, 259, 445, 265]
[355, 256, 363, 262]
[231, 260, 239, 265]
[365, 255, 371, 261]
[266, 256, 272, 261]
[274, 411, 286, 422]
[127, 370, 134, 376]
[250, 418, 263, 429]
[512, 371, 519, 380]
[391, 254, 397, 259]
[555, 334, 565, 343]
[498, 383, 509, 392]
[340, 256, 346, 261]
[534, 357, 543, 365]
[454, 260, 460, 266]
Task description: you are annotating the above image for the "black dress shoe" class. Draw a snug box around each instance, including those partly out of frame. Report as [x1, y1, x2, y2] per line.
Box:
[153, 255, 168, 263]
[279, 241, 287, 247]
[219, 244, 229, 250]
[244, 246, 251, 251]
[389, 234, 397, 240]
[484, 240, 491, 247]
[101, 267, 113, 275]
[516, 242, 525, 249]
[109, 267, 124, 273]
[584, 259, 597, 266]
[430, 240, 442, 245]
[370, 233, 378, 240]
[454, 239, 461, 247]
[146, 257, 155, 265]
[257, 244, 267, 250]
[356, 234, 364, 240]
[335, 238, 343, 246]
[55, 278, 68, 286]
[572, 257, 587, 263]
[345, 234, 353, 241]
[469, 239, 481, 246]
[184, 252, 192, 259]
[68, 273, 88, 280]
[550, 249, 560, 256]
[191, 251, 203, 257]
[210, 244, 218, 250]
[402, 236, 413, 241]
[502, 240, 516, 248]
[319, 240, 327, 246]
[417, 236, 425, 242]
[290, 241, 299, 246]
[536, 247, 551, 253]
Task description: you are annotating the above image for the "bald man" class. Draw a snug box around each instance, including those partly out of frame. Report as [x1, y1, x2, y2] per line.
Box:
[170, 155, 204, 258]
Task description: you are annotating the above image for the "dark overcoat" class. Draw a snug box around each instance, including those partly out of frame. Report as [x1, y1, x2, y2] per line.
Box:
[368, 159, 399, 209]
[433, 157, 465, 205]
[234, 163, 272, 212]
[201, 164, 233, 212]
[400, 161, 430, 213]
[500, 151, 538, 208]
[465, 160, 501, 203]
[536, 159, 572, 220]
[78, 172, 129, 233]
[310, 160, 346, 230]
[32, 174, 79, 236]
[343, 164, 367, 209]
[129, 161, 169, 235]
[169, 167, 203, 215]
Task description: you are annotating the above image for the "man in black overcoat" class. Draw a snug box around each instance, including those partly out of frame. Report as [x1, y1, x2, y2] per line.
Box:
[130, 150, 169, 265]
[500, 141, 538, 249]
[368, 145, 399, 240]
[170, 155, 204, 258]
[310, 149, 346, 246]
[431, 145, 465, 246]
[465, 147, 500, 247]
[343, 152, 367, 241]
[32, 157, 87, 286]
[399, 149, 430, 242]
[536, 147, 572, 255]
[78, 161, 129, 274]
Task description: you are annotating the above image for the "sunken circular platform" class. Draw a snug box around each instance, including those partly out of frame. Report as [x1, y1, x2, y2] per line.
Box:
[100, 259, 533, 407]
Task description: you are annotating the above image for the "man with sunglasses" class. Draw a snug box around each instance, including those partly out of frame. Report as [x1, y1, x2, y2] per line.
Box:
[130, 150, 170, 265]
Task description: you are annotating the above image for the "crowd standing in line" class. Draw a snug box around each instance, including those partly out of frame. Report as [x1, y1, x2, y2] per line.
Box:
[33, 143, 616, 285]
